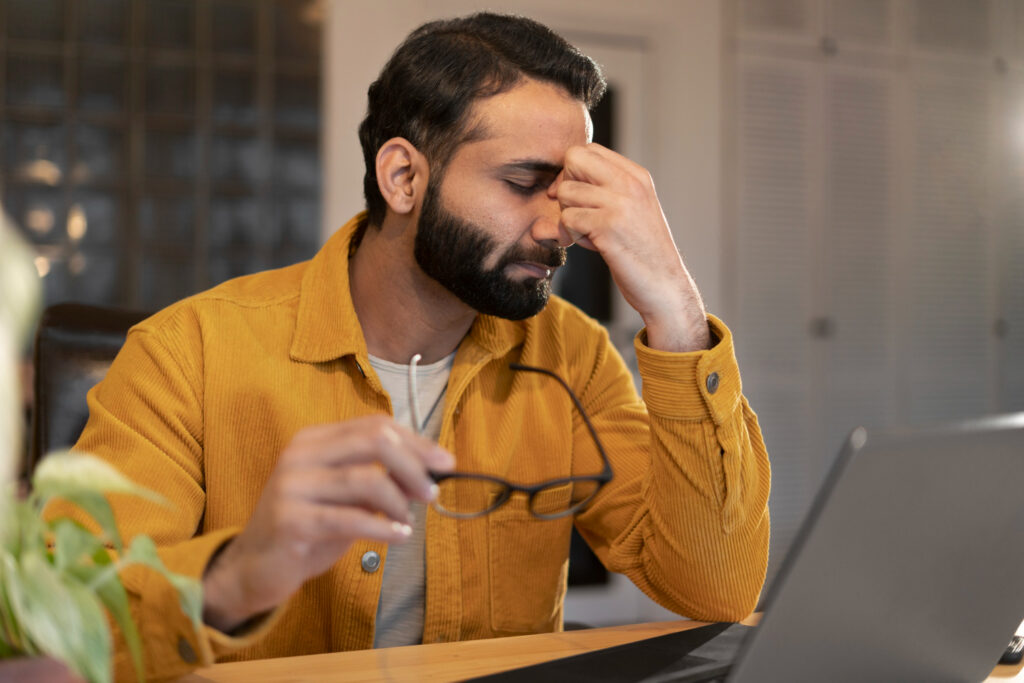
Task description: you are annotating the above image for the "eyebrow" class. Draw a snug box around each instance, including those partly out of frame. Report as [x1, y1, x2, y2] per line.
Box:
[498, 159, 562, 176]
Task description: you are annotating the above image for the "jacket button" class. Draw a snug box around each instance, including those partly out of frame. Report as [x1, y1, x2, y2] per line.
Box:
[361, 550, 381, 573]
[177, 636, 197, 663]
[706, 372, 720, 394]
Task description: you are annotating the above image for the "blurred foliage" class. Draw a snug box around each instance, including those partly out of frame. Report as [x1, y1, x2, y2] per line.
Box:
[0, 451, 202, 682]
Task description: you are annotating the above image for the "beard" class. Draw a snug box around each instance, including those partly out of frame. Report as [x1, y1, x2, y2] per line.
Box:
[414, 181, 566, 320]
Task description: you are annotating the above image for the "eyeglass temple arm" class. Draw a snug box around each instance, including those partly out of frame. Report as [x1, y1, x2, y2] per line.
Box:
[508, 363, 613, 481]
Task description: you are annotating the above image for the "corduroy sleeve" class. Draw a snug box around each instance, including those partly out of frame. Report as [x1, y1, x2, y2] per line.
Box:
[44, 307, 279, 681]
[573, 314, 770, 622]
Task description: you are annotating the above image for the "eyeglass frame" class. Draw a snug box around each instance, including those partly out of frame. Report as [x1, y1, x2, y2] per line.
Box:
[421, 362, 614, 520]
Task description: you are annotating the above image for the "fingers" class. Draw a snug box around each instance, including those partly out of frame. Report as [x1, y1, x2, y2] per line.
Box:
[562, 143, 649, 188]
[558, 215, 599, 252]
[555, 179, 606, 209]
[293, 502, 414, 546]
[284, 417, 454, 503]
[294, 418, 450, 467]
[205, 415, 449, 630]
[555, 143, 659, 253]
[561, 144, 619, 186]
[287, 465, 416, 524]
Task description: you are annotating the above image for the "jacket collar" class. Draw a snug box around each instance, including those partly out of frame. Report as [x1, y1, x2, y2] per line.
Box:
[289, 212, 525, 364]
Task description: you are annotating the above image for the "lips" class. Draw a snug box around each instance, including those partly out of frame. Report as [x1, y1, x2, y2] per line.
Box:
[513, 262, 555, 279]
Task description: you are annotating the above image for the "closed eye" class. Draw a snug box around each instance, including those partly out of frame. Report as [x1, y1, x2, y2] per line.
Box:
[504, 180, 547, 196]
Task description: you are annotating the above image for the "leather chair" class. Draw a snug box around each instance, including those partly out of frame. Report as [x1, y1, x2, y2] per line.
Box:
[28, 302, 150, 479]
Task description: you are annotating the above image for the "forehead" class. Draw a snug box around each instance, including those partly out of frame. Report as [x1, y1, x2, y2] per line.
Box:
[452, 79, 592, 168]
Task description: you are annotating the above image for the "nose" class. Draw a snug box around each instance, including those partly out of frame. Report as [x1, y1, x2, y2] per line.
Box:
[531, 176, 574, 248]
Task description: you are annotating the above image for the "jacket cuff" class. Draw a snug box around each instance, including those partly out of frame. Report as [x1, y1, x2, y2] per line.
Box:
[118, 526, 280, 677]
[634, 314, 742, 425]
[204, 602, 287, 660]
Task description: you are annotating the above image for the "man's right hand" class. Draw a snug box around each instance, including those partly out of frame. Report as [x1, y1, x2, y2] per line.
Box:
[200, 416, 454, 632]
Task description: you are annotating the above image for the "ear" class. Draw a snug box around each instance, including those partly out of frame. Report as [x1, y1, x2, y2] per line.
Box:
[375, 137, 428, 216]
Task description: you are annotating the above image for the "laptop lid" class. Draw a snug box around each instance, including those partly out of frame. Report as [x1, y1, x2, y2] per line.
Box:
[728, 414, 1024, 682]
[464, 415, 1024, 683]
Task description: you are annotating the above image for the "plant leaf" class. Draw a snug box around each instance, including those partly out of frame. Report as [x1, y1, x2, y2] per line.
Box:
[34, 452, 166, 507]
[51, 519, 104, 573]
[167, 573, 204, 633]
[6, 551, 111, 683]
[51, 490, 124, 553]
[6, 497, 47, 558]
[34, 453, 168, 554]
[123, 536, 203, 632]
[65, 547, 145, 683]
[0, 487, 16, 554]
[60, 573, 114, 683]
[0, 554, 29, 655]
[0, 210, 43, 348]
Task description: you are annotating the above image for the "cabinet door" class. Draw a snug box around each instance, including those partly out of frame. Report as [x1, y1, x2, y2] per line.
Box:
[826, 0, 897, 50]
[901, 65, 997, 423]
[738, 0, 822, 46]
[995, 73, 1024, 412]
[820, 65, 899, 451]
[734, 54, 822, 582]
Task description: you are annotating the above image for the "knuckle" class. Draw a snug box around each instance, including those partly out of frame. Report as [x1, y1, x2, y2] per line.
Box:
[334, 466, 354, 487]
[343, 465, 387, 493]
[612, 193, 632, 215]
[272, 506, 302, 539]
[276, 475, 301, 499]
[368, 414, 392, 429]
[371, 426, 400, 452]
[641, 170, 656, 193]
[371, 431, 392, 452]
[566, 146, 587, 167]
[624, 174, 646, 198]
[297, 508, 326, 538]
[279, 443, 301, 464]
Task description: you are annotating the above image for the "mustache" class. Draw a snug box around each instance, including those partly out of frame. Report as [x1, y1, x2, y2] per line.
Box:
[499, 244, 567, 269]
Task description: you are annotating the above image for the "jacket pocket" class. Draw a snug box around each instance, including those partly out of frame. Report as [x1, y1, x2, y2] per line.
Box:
[488, 489, 573, 634]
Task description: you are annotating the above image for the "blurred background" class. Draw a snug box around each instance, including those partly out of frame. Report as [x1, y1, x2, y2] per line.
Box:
[2, 0, 1023, 628]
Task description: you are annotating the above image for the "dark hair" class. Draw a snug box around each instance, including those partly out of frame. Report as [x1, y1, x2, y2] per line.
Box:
[358, 12, 606, 227]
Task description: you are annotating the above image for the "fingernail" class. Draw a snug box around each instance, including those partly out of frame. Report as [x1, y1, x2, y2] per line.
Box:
[392, 521, 413, 537]
[425, 483, 440, 501]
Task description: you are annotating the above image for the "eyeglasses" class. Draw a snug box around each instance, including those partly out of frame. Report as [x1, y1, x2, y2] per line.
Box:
[408, 358, 613, 520]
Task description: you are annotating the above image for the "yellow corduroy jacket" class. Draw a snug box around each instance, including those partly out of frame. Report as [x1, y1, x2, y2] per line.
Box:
[67, 213, 770, 681]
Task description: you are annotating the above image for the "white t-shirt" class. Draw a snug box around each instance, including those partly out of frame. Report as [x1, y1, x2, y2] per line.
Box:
[368, 351, 454, 648]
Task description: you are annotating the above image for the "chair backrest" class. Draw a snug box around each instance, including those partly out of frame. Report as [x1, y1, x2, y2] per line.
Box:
[28, 303, 150, 478]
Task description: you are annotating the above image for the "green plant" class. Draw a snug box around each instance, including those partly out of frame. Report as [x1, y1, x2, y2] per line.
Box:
[0, 208, 197, 680]
[0, 451, 203, 682]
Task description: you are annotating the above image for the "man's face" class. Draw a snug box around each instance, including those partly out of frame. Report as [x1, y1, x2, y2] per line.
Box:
[414, 178, 566, 320]
[412, 78, 591, 320]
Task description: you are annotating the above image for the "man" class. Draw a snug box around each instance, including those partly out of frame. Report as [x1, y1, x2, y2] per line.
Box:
[71, 12, 770, 679]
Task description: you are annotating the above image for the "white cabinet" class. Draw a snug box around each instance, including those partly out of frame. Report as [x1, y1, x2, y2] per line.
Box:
[730, 0, 1023, 585]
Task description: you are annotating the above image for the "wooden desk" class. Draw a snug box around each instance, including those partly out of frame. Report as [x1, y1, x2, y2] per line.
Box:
[179, 617, 1024, 682]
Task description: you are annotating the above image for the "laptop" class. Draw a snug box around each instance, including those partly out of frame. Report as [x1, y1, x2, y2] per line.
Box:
[467, 413, 1024, 682]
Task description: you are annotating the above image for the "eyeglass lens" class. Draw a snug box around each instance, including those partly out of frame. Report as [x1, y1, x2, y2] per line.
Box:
[431, 477, 603, 519]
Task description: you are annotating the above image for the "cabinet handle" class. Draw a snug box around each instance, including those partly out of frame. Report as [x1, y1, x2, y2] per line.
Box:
[810, 316, 836, 339]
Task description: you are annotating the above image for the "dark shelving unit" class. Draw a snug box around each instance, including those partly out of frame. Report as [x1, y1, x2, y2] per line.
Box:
[0, 0, 323, 310]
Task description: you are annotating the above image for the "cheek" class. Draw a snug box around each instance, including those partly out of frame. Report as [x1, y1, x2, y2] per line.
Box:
[445, 183, 505, 231]
[445, 193, 524, 254]
[437, 171, 532, 262]
[478, 217, 517, 270]
[481, 250, 504, 271]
